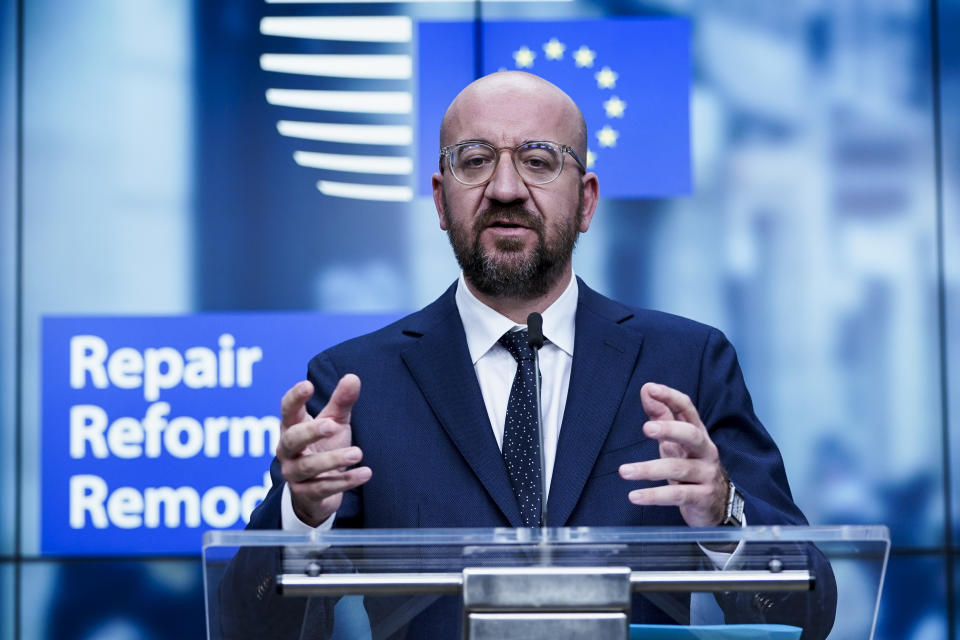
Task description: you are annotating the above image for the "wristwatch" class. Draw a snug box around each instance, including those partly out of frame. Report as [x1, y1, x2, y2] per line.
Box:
[723, 480, 745, 526]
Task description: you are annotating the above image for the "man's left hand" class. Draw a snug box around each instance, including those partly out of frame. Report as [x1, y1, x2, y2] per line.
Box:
[618, 382, 729, 527]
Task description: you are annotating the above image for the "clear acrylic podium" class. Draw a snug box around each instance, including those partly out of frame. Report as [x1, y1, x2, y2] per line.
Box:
[204, 525, 888, 640]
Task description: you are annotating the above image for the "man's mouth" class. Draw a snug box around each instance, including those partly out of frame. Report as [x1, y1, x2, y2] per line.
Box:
[487, 219, 529, 229]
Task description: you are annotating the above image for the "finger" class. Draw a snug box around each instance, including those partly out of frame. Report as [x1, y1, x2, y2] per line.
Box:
[644, 382, 702, 426]
[280, 380, 314, 428]
[291, 465, 373, 498]
[643, 420, 716, 459]
[619, 458, 718, 484]
[660, 440, 686, 460]
[626, 482, 716, 508]
[619, 458, 717, 484]
[318, 374, 361, 424]
[276, 418, 348, 461]
[289, 466, 373, 526]
[640, 382, 675, 421]
[627, 483, 727, 526]
[282, 445, 363, 482]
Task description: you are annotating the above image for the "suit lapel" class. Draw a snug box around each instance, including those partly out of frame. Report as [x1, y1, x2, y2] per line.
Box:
[399, 290, 523, 527]
[548, 282, 643, 526]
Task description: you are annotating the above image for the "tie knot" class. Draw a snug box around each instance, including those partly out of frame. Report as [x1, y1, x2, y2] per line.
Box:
[498, 329, 535, 362]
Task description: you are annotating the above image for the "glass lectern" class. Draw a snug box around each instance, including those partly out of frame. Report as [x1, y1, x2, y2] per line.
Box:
[204, 525, 888, 639]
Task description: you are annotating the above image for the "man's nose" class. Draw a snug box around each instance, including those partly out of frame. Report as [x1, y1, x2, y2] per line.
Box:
[484, 152, 529, 203]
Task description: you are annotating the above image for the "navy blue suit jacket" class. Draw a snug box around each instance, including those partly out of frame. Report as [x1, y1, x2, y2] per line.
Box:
[239, 279, 835, 637]
[252, 279, 803, 531]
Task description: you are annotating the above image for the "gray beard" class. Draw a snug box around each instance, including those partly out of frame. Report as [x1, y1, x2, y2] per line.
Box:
[442, 195, 581, 299]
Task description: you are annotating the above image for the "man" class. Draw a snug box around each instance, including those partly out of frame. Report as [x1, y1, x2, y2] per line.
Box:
[235, 71, 835, 638]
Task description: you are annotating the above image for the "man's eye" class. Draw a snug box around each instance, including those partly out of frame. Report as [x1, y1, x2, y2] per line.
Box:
[459, 154, 493, 169]
[521, 153, 556, 171]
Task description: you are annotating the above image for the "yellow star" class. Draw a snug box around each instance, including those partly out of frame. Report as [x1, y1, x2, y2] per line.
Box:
[586, 149, 597, 169]
[513, 46, 536, 69]
[543, 38, 565, 61]
[595, 66, 618, 89]
[596, 125, 619, 148]
[603, 95, 626, 118]
[573, 45, 596, 68]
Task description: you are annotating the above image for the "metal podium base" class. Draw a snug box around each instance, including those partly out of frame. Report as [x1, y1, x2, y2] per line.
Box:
[462, 567, 632, 639]
[466, 613, 628, 639]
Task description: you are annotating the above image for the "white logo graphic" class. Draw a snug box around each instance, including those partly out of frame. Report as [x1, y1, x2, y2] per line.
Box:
[259, 0, 573, 202]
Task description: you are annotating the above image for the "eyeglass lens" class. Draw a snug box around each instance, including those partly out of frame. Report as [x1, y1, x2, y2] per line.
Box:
[451, 142, 563, 185]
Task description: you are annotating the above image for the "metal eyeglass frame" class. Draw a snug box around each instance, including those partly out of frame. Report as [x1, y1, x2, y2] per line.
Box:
[439, 140, 587, 186]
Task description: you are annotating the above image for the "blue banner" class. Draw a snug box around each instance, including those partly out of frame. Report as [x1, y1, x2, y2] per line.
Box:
[417, 18, 691, 198]
[41, 312, 401, 556]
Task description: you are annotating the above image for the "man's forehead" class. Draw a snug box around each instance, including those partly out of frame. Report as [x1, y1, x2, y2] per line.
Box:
[440, 72, 585, 154]
[448, 131, 566, 148]
[442, 93, 576, 147]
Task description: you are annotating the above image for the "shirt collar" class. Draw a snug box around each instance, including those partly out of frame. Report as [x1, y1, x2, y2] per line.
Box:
[455, 272, 578, 364]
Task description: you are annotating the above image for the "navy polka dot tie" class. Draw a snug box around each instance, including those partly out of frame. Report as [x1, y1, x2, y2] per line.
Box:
[498, 329, 543, 528]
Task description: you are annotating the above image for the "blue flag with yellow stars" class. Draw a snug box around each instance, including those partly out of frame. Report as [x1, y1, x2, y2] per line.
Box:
[417, 18, 691, 199]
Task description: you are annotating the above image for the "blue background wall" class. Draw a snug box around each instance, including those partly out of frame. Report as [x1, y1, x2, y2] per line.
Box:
[2, 0, 959, 638]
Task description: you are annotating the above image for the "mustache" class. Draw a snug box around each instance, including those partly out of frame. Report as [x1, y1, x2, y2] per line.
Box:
[472, 205, 543, 233]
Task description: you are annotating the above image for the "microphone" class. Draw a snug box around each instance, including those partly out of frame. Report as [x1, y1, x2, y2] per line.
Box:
[527, 312, 545, 350]
[526, 312, 548, 528]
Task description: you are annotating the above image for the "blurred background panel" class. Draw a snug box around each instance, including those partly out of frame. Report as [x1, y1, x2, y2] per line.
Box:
[0, 563, 12, 640]
[955, 558, 960, 640]
[18, 0, 194, 554]
[620, 3, 946, 551]
[1, 0, 18, 558]
[2, 0, 959, 637]
[875, 554, 949, 639]
[940, 0, 960, 549]
[19, 560, 204, 640]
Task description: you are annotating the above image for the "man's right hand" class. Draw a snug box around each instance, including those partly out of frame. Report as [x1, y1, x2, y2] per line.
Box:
[277, 374, 372, 527]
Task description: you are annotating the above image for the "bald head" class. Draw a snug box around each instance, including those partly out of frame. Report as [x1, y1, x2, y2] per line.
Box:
[439, 71, 588, 159]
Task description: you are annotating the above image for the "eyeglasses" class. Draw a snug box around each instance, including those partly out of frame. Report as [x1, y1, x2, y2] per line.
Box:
[439, 140, 586, 186]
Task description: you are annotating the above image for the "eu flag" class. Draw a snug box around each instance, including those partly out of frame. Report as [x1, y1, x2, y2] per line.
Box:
[417, 18, 691, 199]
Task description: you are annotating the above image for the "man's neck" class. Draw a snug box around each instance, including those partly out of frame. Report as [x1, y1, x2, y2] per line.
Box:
[463, 268, 574, 325]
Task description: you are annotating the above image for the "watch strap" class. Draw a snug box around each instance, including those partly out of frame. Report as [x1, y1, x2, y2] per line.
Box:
[723, 480, 745, 527]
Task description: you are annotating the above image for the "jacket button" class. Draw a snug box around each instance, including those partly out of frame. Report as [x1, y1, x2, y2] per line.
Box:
[256, 575, 273, 600]
[752, 593, 775, 613]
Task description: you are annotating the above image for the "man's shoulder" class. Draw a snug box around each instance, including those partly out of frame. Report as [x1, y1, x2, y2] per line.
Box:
[310, 282, 460, 365]
[577, 279, 719, 342]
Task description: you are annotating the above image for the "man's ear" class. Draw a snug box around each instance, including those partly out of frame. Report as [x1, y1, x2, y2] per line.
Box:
[579, 172, 599, 233]
[432, 173, 447, 230]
